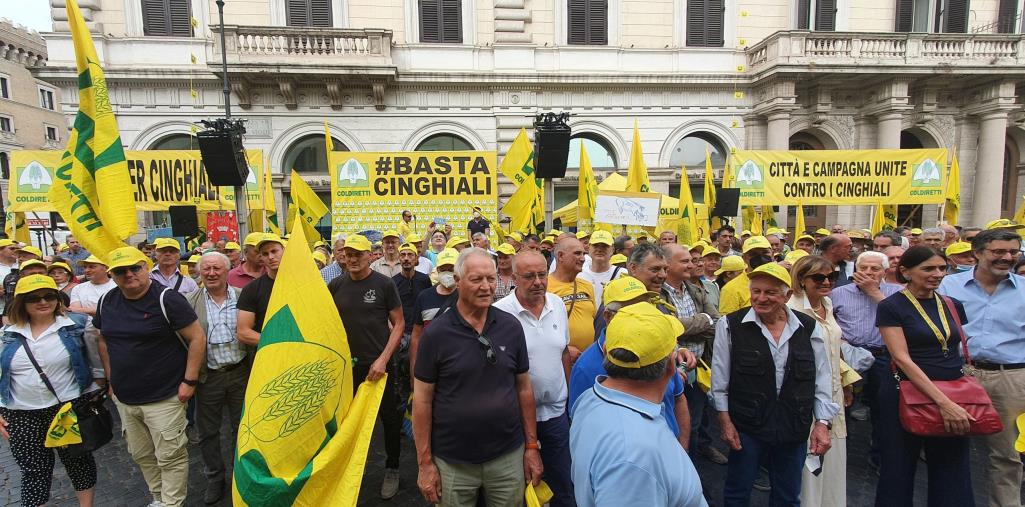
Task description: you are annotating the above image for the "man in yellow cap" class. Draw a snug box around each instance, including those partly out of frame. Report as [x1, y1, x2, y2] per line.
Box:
[495, 243, 517, 301]
[3, 245, 44, 317]
[506, 231, 523, 251]
[718, 235, 776, 315]
[69, 255, 117, 373]
[228, 232, 266, 289]
[237, 234, 285, 346]
[985, 218, 1025, 231]
[371, 230, 403, 278]
[328, 232, 406, 499]
[794, 234, 816, 254]
[95, 246, 207, 507]
[150, 238, 198, 295]
[0, 238, 18, 314]
[945, 241, 976, 273]
[394, 242, 433, 354]
[578, 230, 622, 306]
[222, 241, 242, 268]
[570, 302, 705, 507]
[712, 263, 838, 506]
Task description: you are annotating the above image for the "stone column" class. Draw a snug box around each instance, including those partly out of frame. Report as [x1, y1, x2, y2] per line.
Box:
[876, 112, 903, 149]
[766, 113, 791, 228]
[972, 111, 1009, 223]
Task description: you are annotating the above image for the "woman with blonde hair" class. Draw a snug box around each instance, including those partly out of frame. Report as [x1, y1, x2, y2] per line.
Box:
[787, 255, 858, 507]
[0, 275, 100, 506]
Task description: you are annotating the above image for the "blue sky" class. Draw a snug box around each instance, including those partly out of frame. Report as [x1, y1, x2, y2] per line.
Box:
[2, 0, 53, 32]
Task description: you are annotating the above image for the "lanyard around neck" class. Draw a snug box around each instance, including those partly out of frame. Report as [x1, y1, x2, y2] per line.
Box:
[900, 290, 951, 354]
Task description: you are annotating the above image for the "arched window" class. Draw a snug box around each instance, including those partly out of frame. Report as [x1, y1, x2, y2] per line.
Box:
[283, 134, 349, 173]
[567, 134, 617, 170]
[149, 133, 196, 150]
[415, 133, 473, 151]
[668, 132, 727, 174]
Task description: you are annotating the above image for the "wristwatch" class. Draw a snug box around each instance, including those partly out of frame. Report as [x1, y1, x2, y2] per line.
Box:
[816, 419, 832, 430]
[525, 441, 540, 451]
[182, 378, 199, 387]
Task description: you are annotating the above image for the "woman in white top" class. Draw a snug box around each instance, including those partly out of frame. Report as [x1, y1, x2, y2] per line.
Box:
[0, 274, 100, 507]
[787, 256, 859, 507]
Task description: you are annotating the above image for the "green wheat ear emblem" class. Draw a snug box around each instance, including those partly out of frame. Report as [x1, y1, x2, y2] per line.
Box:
[239, 359, 338, 445]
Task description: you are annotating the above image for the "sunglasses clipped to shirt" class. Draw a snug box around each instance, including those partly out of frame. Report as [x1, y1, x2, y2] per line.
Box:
[477, 334, 498, 365]
[806, 272, 841, 285]
[111, 264, 145, 277]
[24, 293, 59, 304]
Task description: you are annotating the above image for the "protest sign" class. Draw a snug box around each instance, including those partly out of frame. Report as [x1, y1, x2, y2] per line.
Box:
[595, 190, 661, 227]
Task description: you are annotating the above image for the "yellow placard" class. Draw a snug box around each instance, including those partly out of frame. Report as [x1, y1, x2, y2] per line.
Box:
[329, 151, 497, 238]
[9, 150, 264, 212]
[731, 149, 948, 206]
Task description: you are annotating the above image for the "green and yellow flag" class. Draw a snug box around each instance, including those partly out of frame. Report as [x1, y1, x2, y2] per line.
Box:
[232, 223, 386, 506]
[47, 0, 136, 260]
[290, 171, 328, 245]
[577, 141, 597, 233]
[872, 203, 898, 234]
[943, 150, 960, 226]
[503, 175, 545, 234]
[45, 402, 81, 448]
[1013, 196, 1025, 226]
[626, 121, 650, 193]
[499, 128, 543, 233]
[264, 158, 280, 235]
[5, 212, 29, 243]
[703, 149, 719, 232]
[676, 168, 698, 246]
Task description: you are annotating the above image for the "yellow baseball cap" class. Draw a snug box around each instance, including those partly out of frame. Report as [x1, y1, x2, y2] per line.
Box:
[446, 236, 469, 249]
[399, 243, 418, 255]
[910, 228, 923, 235]
[540, 236, 555, 245]
[610, 253, 628, 265]
[689, 243, 706, 256]
[77, 255, 106, 266]
[713, 255, 746, 276]
[16, 245, 42, 258]
[106, 246, 153, 272]
[57, 243, 69, 252]
[576, 230, 591, 239]
[153, 238, 180, 251]
[184, 255, 201, 266]
[313, 251, 328, 265]
[1015, 414, 1025, 453]
[14, 274, 58, 297]
[589, 230, 614, 246]
[945, 241, 973, 256]
[382, 230, 401, 239]
[18, 259, 46, 271]
[549, 229, 563, 236]
[635, 231, 649, 240]
[848, 230, 867, 240]
[47, 261, 73, 274]
[509, 232, 523, 242]
[702, 247, 722, 258]
[985, 218, 1025, 230]
[748, 262, 792, 288]
[766, 227, 785, 236]
[741, 230, 752, 236]
[405, 234, 421, 244]
[257, 234, 285, 250]
[742, 235, 771, 253]
[224, 241, 241, 251]
[813, 228, 829, 236]
[602, 276, 657, 306]
[243, 232, 264, 247]
[436, 248, 459, 268]
[496, 243, 516, 256]
[344, 234, 372, 252]
[0, 239, 14, 248]
[783, 249, 809, 264]
[796, 234, 815, 243]
[605, 303, 684, 368]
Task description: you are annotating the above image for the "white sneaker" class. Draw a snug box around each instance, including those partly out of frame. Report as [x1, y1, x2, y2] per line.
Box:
[147, 501, 166, 507]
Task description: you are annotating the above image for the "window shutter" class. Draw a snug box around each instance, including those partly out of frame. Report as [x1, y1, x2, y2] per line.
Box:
[440, 0, 462, 43]
[142, 0, 170, 36]
[168, 0, 192, 36]
[943, 0, 969, 33]
[686, 0, 706, 46]
[420, 0, 441, 42]
[814, 0, 836, 31]
[796, 0, 811, 29]
[705, 0, 725, 47]
[568, 0, 587, 44]
[142, 0, 192, 36]
[997, 0, 1016, 32]
[310, 0, 333, 27]
[894, 0, 913, 31]
[588, 0, 608, 44]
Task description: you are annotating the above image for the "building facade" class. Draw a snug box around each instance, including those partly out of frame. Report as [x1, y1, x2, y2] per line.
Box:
[31, 0, 1025, 233]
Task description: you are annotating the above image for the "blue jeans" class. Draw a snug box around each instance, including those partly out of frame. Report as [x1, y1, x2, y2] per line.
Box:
[539, 412, 575, 507]
[684, 382, 706, 450]
[863, 353, 891, 462]
[723, 432, 804, 507]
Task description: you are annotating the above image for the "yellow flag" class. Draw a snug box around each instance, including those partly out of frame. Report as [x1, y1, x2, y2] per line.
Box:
[45, 402, 82, 448]
[626, 121, 650, 193]
[503, 177, 544, 233]
[1013, 195, 1025, 226]
[872, 204, 898, 234]
[6, 212, 30, 243]
[943, 150, 960, 226]
[324, 120, 334, 165]
[577, 141, 597, 232]
[285, 202, 297, 235]
[703, 149, 720, 232]
[232, 223, 385, 506]
[290, 170, 328, 244]
[722, 155, 735, 189]
[499, 128, 537, 187]
[676, 168, 698, 245]
[794, 202, 806, 236]
[47, 0, 136, 261]
[264, 158, 280, 234]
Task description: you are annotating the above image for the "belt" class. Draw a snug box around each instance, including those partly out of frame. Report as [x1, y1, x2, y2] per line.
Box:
[865, 347, 888, 357]
[973, 361, 1025, 371]
[210, 360, 248, 373]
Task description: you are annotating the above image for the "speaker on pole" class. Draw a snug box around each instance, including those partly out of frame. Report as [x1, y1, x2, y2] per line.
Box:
[712, 188, 741, 218]
[169, 205, 200, 238]
[534, 113, 571, 179]
[197, 126, 249, 186]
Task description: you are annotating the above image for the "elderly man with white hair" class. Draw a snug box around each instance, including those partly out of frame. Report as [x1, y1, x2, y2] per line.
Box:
[320, 234, 348, 283]
[183, 251, 247, 504]
[919, 227, 945, 248]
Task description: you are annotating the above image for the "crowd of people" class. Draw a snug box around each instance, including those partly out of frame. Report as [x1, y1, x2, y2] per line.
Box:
[0, 212, 1024, 507]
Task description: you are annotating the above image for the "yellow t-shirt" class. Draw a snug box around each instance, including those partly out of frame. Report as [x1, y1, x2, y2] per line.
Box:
[547, 276, 597, 351]
[397, 221, 412, 239]
[718, 271, 751, 315]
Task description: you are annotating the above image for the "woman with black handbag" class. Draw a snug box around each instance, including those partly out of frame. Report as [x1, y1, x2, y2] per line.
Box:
[0, 274, 104, 506]
[874, 246, 977, 506]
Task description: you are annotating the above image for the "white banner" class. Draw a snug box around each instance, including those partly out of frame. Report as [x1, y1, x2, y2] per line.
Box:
[594, 190, 661, 226]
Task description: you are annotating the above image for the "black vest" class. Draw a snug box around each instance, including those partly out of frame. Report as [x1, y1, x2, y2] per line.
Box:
[726, 307, 818, 445]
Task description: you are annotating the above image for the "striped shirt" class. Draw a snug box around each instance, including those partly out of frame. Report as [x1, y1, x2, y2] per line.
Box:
[320, 262, 345, 284]
[830, 282, 903, 349]
[203, 289, 246, 369]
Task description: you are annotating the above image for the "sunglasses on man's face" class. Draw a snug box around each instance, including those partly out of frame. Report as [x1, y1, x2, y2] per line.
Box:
[111, 264, 145, 277]
[806, 272, 840, 285]
[24, 293, 59, 304]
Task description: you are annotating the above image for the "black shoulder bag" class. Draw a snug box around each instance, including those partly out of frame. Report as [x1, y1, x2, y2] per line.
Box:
[16, 335, 114, 457]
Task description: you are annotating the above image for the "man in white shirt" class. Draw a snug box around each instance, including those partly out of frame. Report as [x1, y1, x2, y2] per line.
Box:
[577, 230, 622, 307]
[493, 250, 573, 507]
[68, 255, 118, 379]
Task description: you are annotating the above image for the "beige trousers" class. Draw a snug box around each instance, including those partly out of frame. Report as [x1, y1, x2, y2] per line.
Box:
[114, 395, 190, 507]
[975, 367, 1025, 507]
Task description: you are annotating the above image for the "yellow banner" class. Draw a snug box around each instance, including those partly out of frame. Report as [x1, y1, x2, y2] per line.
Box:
[731, 149, 948, 205]
[329, 151, 497, 238]
[10, 150, 264, 212]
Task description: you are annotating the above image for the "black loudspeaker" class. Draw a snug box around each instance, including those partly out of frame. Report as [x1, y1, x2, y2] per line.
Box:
[197, 128, 249, 186]
[169, 205, 200, 237]
[534, 128, 571, 179]
[712, 188, 741, 218]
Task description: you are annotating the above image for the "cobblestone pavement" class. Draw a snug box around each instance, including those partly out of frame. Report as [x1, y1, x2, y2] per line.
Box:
[1, 402, 1022, 506]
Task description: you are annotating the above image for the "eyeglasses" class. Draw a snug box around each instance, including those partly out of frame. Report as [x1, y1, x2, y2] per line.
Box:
[806, 272, 841, 285]
[477, 334, 497, 365]
[984, 248, 1021, 258]
[516, 272, 548, 281]
[24, 293, 59, 304]
[111, 264, 144, 277]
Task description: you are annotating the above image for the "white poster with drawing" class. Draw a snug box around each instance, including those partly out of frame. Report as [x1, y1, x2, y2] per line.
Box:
[594, 190, 661, 227]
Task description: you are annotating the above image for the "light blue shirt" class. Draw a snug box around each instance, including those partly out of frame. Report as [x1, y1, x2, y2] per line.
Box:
[570, 377, 707, 507]
[938, 268, 1025, 364]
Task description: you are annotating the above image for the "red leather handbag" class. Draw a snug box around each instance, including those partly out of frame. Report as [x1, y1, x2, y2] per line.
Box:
[894, 296, 1004, 437]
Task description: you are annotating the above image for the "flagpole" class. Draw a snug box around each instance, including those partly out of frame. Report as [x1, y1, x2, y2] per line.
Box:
[216, 0, 249, 238]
